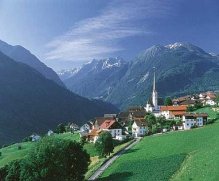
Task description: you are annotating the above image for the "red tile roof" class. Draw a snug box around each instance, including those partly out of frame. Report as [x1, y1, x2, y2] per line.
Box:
[170, 111, 186, 116]
[94, 117, 115, 128]
[88, 129, 102, 136]
[99, 120, 116, 129]
[160, 105, 187, 111]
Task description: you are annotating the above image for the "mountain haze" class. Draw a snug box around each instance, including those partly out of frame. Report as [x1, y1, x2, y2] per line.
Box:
[0, 51, 119, 145]
[62, 43, 219, 109]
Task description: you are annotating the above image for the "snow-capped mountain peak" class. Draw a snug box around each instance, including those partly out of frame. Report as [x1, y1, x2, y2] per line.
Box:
[165, 42, 184, 49]
[102, 58, 122, 70]
[57, 68, 81, 81]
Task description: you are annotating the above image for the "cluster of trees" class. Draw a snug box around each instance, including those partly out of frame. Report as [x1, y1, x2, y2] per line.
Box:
[0, 137, 90, 181]
[164, 97, 173, 106]
[95, 132, 114, 157]
[145, 113, 181, 134]
[53, 123, 74, 134]
[187, 102, 203, 112]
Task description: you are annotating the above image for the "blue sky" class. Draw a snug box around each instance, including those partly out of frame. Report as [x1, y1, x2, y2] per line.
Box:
[0, 0, 219, 70]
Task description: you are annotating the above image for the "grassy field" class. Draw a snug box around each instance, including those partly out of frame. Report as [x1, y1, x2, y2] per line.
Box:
[0, 142, 34, 168]
[0, 131, 131, 173]
[85, 140, 134, 180]
[194, 106, 218, 119]
[0, 133, 84, 168]
[100, 107, 219, 181]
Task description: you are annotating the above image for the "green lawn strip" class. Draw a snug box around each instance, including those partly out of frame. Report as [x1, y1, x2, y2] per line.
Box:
[194, 107, 218, 119]
[0, 142, 35, 168]
[52, 132, 80, 141]
[100, 108, 219, 181]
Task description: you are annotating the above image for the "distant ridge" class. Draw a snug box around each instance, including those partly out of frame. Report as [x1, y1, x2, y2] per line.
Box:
[61, 42, 219, 110]
[0, 51, 119, 145]
[0, 39, 64, 87]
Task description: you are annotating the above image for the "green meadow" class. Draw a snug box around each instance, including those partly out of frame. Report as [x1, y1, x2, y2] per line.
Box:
[100, 107, 219, 181]
[0, 133, 81, 168]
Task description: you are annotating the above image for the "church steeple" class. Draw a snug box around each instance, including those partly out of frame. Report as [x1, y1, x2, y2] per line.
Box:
[152, 67, 158, 109]
[153, 67, 156, 91]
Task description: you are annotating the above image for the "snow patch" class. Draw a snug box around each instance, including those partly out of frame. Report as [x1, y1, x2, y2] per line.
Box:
[102, 59, 121, 70]
[165, 42, 184, 49]
[137, 72, 149, 84]
[127, 78, 135, 83]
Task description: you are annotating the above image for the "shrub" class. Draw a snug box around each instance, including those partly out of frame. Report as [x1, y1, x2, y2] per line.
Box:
[80, 136, 87, 146]
[17, 145, 22, 150]
[191, 125, 198, 129]
[0, 166, 8, 181]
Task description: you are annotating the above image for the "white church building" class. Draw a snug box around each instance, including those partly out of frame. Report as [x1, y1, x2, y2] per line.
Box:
[145, 68, 161, 116]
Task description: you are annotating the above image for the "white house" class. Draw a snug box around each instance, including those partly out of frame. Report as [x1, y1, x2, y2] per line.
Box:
[205, 99, 217, 106]
[70, 123, 79, 131]
[132, 119, 148, 138]
[182, 113, 208, 130]
[199, 93, 207, 100]
[80, 121, 93, 132]
[160, 105, 187, 119]
[99, 120, 123, 138]
[47, 130, 54, 136]
[30, 134, 41, 142]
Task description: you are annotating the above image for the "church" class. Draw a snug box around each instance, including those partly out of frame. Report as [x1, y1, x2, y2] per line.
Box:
[145, 68, 160, 115]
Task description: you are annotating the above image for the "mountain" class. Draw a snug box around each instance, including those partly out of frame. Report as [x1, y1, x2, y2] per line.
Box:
[0, 51, 119, 145]
[57, 68, 81, 81]
[64, 57, 128, 99]
[62, 42, 219, 110]
[0, 40, 64, 87]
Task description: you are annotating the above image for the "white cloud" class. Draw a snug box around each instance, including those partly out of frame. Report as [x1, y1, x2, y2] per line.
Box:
[45, 0, 174, 62]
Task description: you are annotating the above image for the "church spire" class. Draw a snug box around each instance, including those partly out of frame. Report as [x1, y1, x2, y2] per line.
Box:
[153, 67, 156, 91]
[152, 67, 158, 109]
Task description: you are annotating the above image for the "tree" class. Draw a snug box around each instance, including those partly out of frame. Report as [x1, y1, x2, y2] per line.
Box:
[55, 123, 66, 134]
[5, 137, 90, 181]
[145, 113, 156, 128]
[80, 136, 87, 146]
[216, 93, 219, 106]
[127, 120, 134, 133]
[194, 101, 203, 109]
[0, 165, 8, 181]
[5, 160, 22, 181]
[95, 131, 114, 157]
[164, 97, 172, 106]
[156, 116, 166, 128]
[187, 105, 194, 112]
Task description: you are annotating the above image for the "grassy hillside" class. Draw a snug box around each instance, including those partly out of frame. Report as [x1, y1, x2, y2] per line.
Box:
[100, 108, 219, 181]
[0, 132, 124, 169]
[0, 133, 79, 168]
[194, 106, 218, 119]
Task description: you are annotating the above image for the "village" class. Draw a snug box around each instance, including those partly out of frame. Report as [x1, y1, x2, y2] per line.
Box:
[78, 71, 218, 143]
[29, 70, 219, 143]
